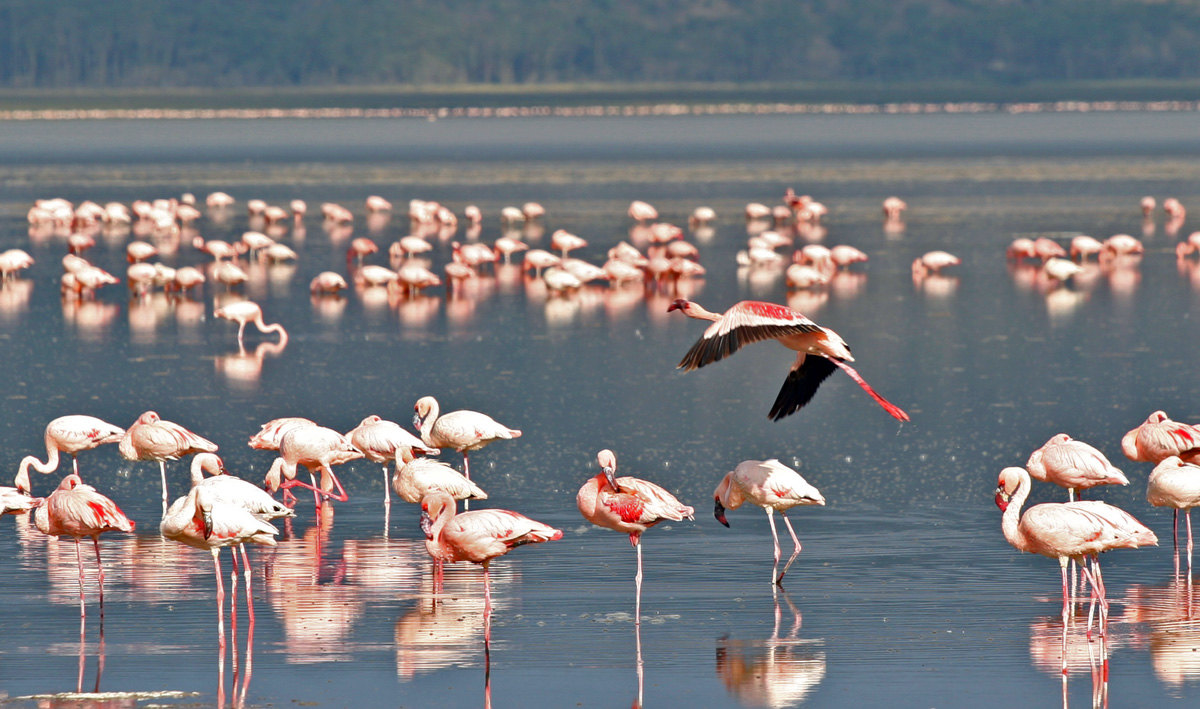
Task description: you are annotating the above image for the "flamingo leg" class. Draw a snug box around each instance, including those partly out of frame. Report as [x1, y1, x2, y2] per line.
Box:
[213, 548, 226, 650]
[482, 560, 492, 646]
[240, 544, 256, 625]
[93, 536, 105, 626]
[1188, 509, 1194, 581]
[236, 321, 247, 346]
[319, 464, 350, 502]
[159, 460, 169, 514]
[1059, 558, 1071, 629]
[776, 512, 802, 586]
[1175, 510, 1181, 579]
[74, 538, 87, 621]
[462, 453, 471, 510]
[230, 545, 240, 674]
[382, 464, 391, 507]
[766, 509, 781, 585]
[634, 537, 643, 626]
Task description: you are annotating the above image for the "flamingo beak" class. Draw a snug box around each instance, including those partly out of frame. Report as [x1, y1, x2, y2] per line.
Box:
[603, 465, 620, 493]
[412, 413, 423, 430]
[714, 499, 729, 527]
[202, 510, 214, 539]
[419, 510, 434, 540]
[666, 299, 685, 313]
[994, 489, 1010, 512]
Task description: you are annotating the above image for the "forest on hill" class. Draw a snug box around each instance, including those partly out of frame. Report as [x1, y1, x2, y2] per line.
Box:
[2, 0, 1199, 91]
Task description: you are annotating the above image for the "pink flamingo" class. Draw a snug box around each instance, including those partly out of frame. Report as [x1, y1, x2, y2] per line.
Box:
[393, 448, 487, 505]
[1147, 456, 1200, 578]
[1025, 433, 1128, 501]
[576, 449, 694, 625]
[262, 425, 363, 511]
[1121, 410, 1200, 464]
[420, 490, 561, 642]
[34, 474, 135, 623]
[713, 459, 826, 586]
[413, 396, 521, 484]
[161, 484, 280, 649]
[15, 415, 125, 495]
[188, 452, 294, 523]
[995, 466, 1157, 633]
[248, 417, 316, 451]
[214, 300, 288, 347]
[667, 298, 909, 422]
[119, 411, 219, 512]
[628, 201, 658, 222]
[1, 486, 41, 515]
[346, 415, 439, 507]
[911, 250, 960, 277]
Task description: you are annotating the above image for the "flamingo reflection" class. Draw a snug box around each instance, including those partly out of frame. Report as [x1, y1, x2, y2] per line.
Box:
[1120, 580, 1200, 691]
[1028, 616, 1113, 708]
[215, 340, 288, 390]
[716, 591, 826, 708]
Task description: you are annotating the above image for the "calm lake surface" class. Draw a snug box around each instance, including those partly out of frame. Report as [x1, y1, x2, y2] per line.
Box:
[2, 110, 1200, 708]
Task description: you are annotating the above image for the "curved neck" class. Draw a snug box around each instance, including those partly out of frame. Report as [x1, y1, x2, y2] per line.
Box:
[1000, 473, 1032, 553]
[260, 322, 288, 346]
[684, 301, 721, 322]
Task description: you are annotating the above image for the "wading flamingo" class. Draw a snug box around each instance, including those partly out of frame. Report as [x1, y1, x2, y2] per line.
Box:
[347, 415, 440, 507]
[262, 425, 363, 512]
[420, 490, 561, 643]
[995, 466, 1156, 634]
[214, 300, 288, 347]
[713, 459, 825, 585]
[1121, 411, 1200, 464]
[413, 396, 521, 484]
[1146, 456, 1200, 578]
[161, 485, 280, 649]
[119, 411, 219, 512]
[188, 453, 294, 523]
[15, 415, 125, 495]
[393, 448, 487, 505]
[1025, 433, 1128, 501]
[667, 299, 909, 422]
[34, 474, 135, 624]
[248, 417, 317, 451]
[576, 449, 694, 625]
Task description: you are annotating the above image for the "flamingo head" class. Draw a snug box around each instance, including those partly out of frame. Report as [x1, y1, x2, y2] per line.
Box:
[596, 449, 621, 492]
[137, 411, 161, 425]
[714, 498, 729, 527]
[666, 298, 690, 314]
[14, 465, 31, 496]
[994, 467, 1023, 511]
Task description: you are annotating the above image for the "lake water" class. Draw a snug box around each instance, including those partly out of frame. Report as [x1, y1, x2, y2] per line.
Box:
[2, 109, 1200, 708]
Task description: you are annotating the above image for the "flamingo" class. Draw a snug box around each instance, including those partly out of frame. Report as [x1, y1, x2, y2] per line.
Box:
[188, 452, 294, 522]
[346, 415, 440, 506]
[1, 486, 41, 515]
[1147, 456, 1200, 578]
[161, 484, 280, 649]
[420, 490, 561, 642]
[667, 299, 909, 422]
[262, 425, 363, 511]
[713, 459, 826, 586]
[576, 449, 694, 625]
[628, 201, 658, 222]
[248, 417, 317, 451]
[119, 411, 219, 512]
[393, 448, 487, 505]
[1025, 433, 1128, 501]
[34, 474, 135, 623]
[1121, 411, 1200, 464]
[413, 396, 521, 484]
[995, 466, 1157, 633]
[214, 300, 288, 347]
[911, 251, 960, 277]
[15, 415, 125, 495]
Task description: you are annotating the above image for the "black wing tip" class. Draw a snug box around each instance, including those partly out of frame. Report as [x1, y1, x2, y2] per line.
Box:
[767, 356, 839, 421]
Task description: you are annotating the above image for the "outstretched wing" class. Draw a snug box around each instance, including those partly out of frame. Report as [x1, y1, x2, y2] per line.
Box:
[768, 355, 838, 421]
[678, 301, 822, 371]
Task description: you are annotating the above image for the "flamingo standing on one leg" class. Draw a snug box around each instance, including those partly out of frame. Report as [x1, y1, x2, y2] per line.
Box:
[713, 459, 826, 586]
[15, 415, 125, 494]
[1025, 433, 1129, 501]
[413, 396, 521, 485]
[214, 300, 288, 347]
[576, 449, 694, 625]
[420, 490, 561, 644]
[666, 298, 909, 422]
[995, 466, 1157, 636]
[119, 411, 219, 513]
[346, 415, 439, 508]
[1147, 456, 1200, 579]
[34, 474, 135, 624]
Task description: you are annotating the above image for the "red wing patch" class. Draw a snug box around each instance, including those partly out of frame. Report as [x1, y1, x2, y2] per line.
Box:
[1174, 427, 1195, 443]
[605, 495, 645, 524]
[741, 300, 805, 322]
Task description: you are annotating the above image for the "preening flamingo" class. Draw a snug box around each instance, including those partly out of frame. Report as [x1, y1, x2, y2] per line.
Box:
[1147, 456, 1200, 578]
[995, 466, 1156, 633]
[420, 490, 561, 642]
[15, 415, 125, 495]
[1121, 411, 1200, 464]
[667, 298, 909, 422]
[576, 449, 694, 625]
[346, 415, 440, 507]
[34, 474, 135, 623]
[119, 411, 219, 512]
[214, 300, 288, 347]
[1025, 433, 1128, 501]
[714, 459, 825, 585]
[413, 396, 521, 484]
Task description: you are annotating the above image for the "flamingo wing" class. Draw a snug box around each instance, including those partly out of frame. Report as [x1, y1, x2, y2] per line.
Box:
[678, 301, 822, 371]
[609, 477, 694, 523]
[453, 508, 562, 550]
[768, 354, 838, 421]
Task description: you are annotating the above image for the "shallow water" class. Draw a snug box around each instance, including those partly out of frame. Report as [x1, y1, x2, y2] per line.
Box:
[1, 111, 1200, 707]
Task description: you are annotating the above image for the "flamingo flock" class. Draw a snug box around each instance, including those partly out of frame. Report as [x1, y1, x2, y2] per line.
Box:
[6, 187, 1199, 702]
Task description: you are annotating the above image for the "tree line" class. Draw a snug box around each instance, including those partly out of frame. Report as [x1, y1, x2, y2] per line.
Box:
[1, 0, 1198, 89]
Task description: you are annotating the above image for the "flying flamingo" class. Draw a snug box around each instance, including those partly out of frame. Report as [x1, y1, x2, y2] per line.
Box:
[713, 459, 826, 586]
[667, 299, 909, 422]
[161, 484, 280, 649]
[346, 414, 440, 507]
[1147, 456, 1200, 578]
[34, 474, 135, 624]
[420, 490, 561, 643]
[1025, 433, 1128, 501]
[214, 300, 288, 347]
[995, 466, 1157, 634]
[15, 415, 125, 495]
[576, 449, 694, 625]
[413, 396, 521, 485]
[1121, 410, 1200, 464]
[119, 411, 219, 512]
[262, 425, 363, 513]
